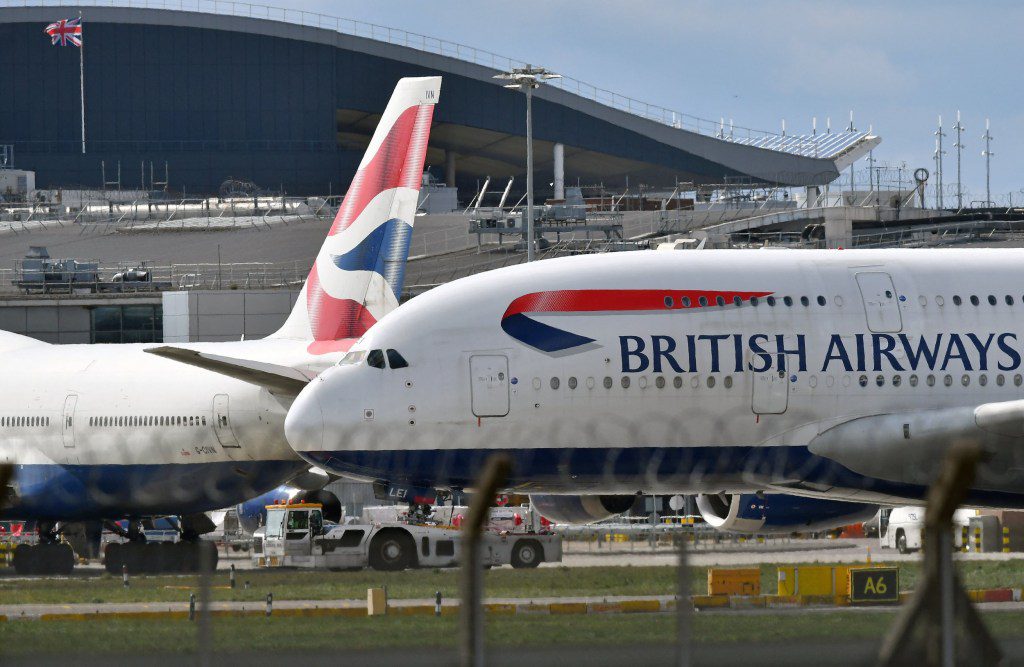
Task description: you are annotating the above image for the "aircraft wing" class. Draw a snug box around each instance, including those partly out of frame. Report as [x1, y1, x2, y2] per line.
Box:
[144, 346, 311, 396]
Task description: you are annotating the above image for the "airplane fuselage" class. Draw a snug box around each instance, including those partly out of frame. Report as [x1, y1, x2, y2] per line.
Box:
[1, 338, 341, 519]
[286, 249, 1024, 508]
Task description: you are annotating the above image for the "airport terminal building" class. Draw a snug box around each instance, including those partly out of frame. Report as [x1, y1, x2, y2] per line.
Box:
[1, 3, 875, 196]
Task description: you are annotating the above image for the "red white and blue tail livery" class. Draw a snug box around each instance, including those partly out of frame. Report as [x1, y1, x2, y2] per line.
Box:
[273, 77, 440, 354]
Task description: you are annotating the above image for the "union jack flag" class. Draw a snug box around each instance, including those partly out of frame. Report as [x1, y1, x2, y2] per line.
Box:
[44, 17, 82, 47]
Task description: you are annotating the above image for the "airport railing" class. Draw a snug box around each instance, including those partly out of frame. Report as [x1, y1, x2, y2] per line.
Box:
[0, 259, 311, 295]
[0, 194, 339, 235]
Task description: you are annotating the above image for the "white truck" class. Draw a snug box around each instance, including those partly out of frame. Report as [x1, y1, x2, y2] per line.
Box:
[251, 503, 562, 571]
[880, 507, 977, 554]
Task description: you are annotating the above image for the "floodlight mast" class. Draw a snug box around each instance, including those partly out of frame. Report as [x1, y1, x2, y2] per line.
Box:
[493, 65, 561, 262]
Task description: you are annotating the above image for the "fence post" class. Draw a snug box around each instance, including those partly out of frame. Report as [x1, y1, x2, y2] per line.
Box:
[459, 455, 511, 667]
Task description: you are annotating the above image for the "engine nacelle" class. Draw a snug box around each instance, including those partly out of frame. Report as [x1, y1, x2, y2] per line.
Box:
[696, 493, 878, 534]
[531, 494, 636, 524]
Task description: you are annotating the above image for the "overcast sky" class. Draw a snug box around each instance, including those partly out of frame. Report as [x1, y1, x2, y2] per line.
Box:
[282, 0, 1020, 202]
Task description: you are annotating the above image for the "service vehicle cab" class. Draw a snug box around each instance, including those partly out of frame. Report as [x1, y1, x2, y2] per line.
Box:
[252, 503, 561, 570]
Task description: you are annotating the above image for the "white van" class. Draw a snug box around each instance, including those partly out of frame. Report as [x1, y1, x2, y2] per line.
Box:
[880, 507, 977, 553]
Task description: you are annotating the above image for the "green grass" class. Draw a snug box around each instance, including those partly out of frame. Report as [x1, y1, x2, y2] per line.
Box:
[0, 560, 1021, 606]
[2, 610, 1024, 657]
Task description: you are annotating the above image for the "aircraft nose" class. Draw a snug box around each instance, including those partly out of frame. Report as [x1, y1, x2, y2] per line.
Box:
[285, 384, 325, 455]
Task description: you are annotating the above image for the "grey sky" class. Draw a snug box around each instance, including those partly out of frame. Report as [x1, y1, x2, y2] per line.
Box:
[281, 0, 1020, 201]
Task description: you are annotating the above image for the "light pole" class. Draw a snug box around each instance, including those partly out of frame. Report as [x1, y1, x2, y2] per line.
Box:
[981, 118, 994, 207]
[494, 65, 561, 262]
[952, 110, 965, 210]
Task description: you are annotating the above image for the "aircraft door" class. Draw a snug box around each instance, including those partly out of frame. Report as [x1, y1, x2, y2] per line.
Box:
[469, 355, 510, 417]
[61, 395, 78, 448]
[856, 272, 903, 333]
[212, 394, 240, 448]
[752, 368, 789, 414]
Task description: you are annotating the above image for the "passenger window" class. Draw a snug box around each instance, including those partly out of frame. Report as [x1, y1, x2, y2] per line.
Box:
[655, 376, 665, 389]
[706, 376, 716, 388]
[858, 375, 868, 387]
[603, 377, 613, 389]
[732, 296, 742, 306]
[953, 295, 962, 306]
[664, 296, 674, 308]
[673, 377, 683, 389]
[750, 297, 759, 306]
[988, 295, 997, 306]
[386, 349, 409, 369]
[800, 296, 809, 307]
[970, 295, 979, 306]
[724, 376, 733, 388]
[550, 377, 560, 390]
[568, 377, 578, 389]
[1006, 296, 1014, 306]
[367, 349, 386, 369]
[909, 375, 919, 387]
[766, 296, 776, 306]
[681, 296, 691, 307]
[817, 295, 826, 306]
[620, 377, 630, 389]
[698, 296, 708, 307]
[783, 296, 793, 307]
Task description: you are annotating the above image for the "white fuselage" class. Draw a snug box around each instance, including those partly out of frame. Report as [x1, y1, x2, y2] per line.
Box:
[1, 338, 342, 519]
[286, 249, 1024, 507]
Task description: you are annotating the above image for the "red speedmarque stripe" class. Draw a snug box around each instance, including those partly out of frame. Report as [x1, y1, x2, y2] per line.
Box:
[503, 289, 774, 320]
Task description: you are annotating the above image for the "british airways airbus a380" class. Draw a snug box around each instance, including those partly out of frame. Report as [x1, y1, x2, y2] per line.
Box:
[286, 247, 1024, 529]
[0, 76, 441, 573]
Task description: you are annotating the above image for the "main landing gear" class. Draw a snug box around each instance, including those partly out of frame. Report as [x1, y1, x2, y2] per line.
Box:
[103, 520, 219, 575]
[11, 521, 76, 575]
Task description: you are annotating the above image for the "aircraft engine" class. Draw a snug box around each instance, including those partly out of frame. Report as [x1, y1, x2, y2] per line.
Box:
[530, 494, 636, 524]
[695, 493, 878, 534]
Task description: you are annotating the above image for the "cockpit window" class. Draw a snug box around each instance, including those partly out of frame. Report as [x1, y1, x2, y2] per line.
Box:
[386, 349, 409, 369]
[367, 349, 386, 369]
[338, 350, 367, 366]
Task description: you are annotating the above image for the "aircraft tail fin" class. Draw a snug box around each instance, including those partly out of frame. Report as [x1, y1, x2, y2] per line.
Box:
[271, 76, 442, 353]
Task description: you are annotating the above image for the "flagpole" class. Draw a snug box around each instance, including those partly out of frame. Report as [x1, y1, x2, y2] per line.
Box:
[79, 13, 85, 155]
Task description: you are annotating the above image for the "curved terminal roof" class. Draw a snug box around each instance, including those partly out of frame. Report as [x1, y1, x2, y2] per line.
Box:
[1, 3, 880, 190]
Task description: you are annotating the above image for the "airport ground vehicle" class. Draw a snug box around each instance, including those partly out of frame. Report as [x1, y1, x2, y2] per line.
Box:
[252, 503, 562, 571]
[880, 507, 977, 553]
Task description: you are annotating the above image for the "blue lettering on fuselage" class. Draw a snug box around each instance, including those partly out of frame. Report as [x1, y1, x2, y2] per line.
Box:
[617, 332, 1023, 374]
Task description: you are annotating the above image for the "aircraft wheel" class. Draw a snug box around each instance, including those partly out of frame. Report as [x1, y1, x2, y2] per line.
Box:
[12, 544, 37, 575]
[104, 542, 123, 575]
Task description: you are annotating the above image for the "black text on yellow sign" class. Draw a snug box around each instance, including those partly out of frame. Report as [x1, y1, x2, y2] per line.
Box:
[848, 567, 900, 604]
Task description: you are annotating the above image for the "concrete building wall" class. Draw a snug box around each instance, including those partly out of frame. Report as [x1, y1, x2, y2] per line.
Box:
[0, 296, 161, 344]
[162, 290, 299, 343]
